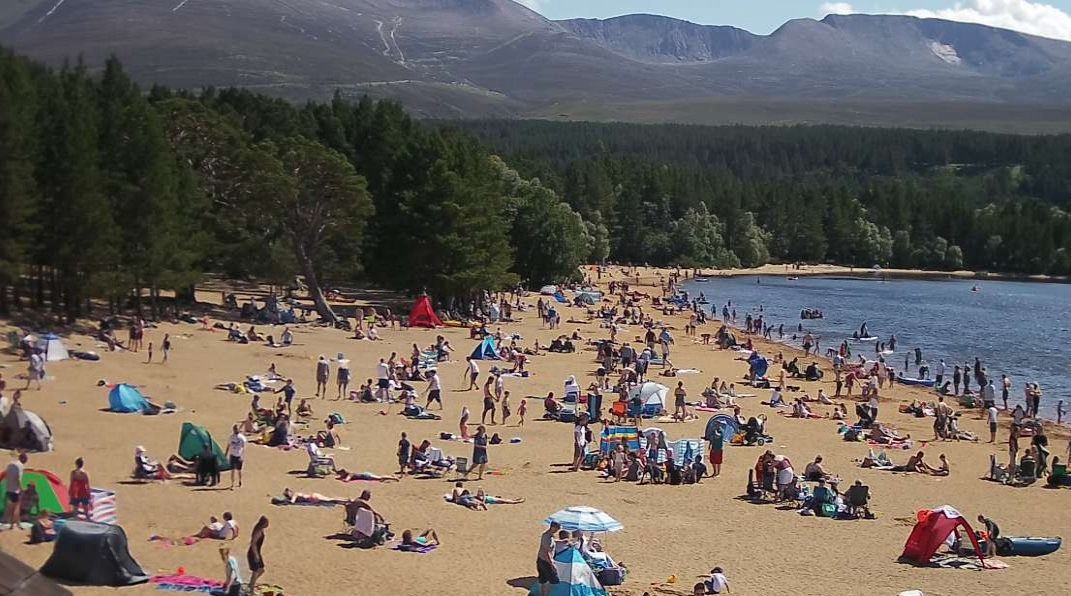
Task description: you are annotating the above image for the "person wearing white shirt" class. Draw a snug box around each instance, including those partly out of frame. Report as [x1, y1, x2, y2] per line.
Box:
[987, 405, 999, 443]
[464, 357, 480, 391]
[706, 567, 730, 594]
[226, 425, 248, 489]
[375, 358, 391, 401]
[424, 370, 443, 409]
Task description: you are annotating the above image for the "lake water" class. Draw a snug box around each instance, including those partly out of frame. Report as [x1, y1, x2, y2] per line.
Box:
[682, 275, 1071, 419]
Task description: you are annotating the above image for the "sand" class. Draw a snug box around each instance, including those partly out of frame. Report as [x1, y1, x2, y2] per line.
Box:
[1, 266, 1068, 596]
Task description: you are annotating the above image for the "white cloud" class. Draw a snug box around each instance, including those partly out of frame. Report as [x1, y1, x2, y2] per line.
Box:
[820, 2, 857, 15]
[906, 0, 1071, 41]
[515, 0, 544, 12]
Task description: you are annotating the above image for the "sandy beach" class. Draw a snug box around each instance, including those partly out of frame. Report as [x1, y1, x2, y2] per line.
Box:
[1, 266, 1068, 596]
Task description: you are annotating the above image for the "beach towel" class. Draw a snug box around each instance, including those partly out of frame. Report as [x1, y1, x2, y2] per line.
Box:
[148, 535, 200, 548]
[150, 574, 222, 593]
[391, 543, 437, 554]
[270, 497, 340, 506]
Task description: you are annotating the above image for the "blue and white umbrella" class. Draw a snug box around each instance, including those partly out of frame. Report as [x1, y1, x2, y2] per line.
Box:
[545, 506, 623, 533]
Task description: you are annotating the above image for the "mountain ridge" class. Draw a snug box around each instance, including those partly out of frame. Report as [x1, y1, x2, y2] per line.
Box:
[2, 1, 1071, 131]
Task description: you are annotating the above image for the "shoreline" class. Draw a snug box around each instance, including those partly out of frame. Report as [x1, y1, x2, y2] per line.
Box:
[684, 263, 1070, 284]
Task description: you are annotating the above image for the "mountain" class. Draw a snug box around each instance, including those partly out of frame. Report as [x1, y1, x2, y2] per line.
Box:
[3, 1, 1071, 131]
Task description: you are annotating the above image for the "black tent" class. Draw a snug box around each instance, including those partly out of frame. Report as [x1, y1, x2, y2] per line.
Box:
[0, 550, 70, 596]
[40, 521, 148, 586]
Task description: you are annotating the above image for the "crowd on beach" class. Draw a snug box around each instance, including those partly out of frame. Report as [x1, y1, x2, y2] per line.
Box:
[3, 264, 1070, 596]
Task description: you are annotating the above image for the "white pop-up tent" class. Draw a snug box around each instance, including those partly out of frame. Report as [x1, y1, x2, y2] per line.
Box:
[41, 334, 69, 362]
[628, 382, 667, 417]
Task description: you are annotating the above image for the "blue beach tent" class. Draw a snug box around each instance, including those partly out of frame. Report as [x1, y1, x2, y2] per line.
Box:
[108, 384, 150, 413]
[470, 336, 499, 360]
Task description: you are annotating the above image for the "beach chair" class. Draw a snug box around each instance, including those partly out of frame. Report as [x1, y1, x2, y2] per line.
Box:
[307, 447, 336, 478]
[846, 484, 871, 518]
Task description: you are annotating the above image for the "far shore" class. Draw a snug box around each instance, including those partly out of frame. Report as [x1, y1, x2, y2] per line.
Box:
[681, 263, 1070, 284]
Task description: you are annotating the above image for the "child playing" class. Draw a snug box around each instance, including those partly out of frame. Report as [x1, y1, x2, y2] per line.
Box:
[146, 342, 153, 364]
[397, 432, 411, 476]
[517, 399, 527, 426]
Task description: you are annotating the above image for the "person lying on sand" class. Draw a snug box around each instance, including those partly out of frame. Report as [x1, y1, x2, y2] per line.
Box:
[194, 512, 239, 540]
[475, 488, 524, 505]
[272, 488, 350, 505]
[398, 529, 440, 551]
[449, 482, 486, 510]
[335, 469, 401, 483]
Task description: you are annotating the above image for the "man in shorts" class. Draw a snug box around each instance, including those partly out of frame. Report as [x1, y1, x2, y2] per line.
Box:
[227, 424, 248, 489]
[537, 521, 561, 596]
[376, 358, 391, 401]
[464, 356, 479, 391]
[4, 452, 27, 529]
[424, 369, 443, 409]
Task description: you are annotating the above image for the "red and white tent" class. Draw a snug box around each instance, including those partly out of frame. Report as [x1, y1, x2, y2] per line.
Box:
[408, 295, 443, 328]
[900, 505, 986, 566]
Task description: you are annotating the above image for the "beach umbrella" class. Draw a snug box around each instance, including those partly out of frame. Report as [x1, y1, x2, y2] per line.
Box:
[545, 506, 623, 533]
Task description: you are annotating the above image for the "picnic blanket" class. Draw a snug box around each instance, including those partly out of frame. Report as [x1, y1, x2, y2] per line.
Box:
[391, 543, 437, 554]
[151, 574, 222, 593]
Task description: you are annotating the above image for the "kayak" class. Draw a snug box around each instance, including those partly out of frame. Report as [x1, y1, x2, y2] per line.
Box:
[998, 537, 1062, 557]
[851, 336, 879, 342]
[898, 377, 935, 388]
[694, 278, 709, 283]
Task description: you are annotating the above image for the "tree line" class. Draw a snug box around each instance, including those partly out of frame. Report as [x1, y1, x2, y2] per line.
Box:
[456, 120, 1071, 275]
[0, 50, 605, 321]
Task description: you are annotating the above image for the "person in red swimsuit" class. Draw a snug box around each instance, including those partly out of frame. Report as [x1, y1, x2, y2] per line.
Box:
[68, 458, 91, 517]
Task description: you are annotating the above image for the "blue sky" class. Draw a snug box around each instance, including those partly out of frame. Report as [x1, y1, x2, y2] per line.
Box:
[519, 0, 1071, 41]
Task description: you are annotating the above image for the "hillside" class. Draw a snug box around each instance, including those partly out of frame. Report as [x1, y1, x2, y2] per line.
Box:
[3, 2, 1071, 130]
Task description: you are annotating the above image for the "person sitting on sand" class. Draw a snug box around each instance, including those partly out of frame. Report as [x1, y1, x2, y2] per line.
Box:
[892, 451, 927, 473]
[475, 488, 525, 505]
[924, 453, 950, 476]
[315, 420, 340, 448]
[194, 512, 239, 540]
[280, 328, 294, 346]
[868, 424, 907, 444]
[334, 469, 401, 483]
[272, 488, 350, 505]
[832, 404, 847, 420]
[763, 388, 786, 408]
[804, 455, 830, 481]
[29, 510, 57, 544]
[398, 529, 440, 551]
[296, 399, 313, 419]
[247, 326, 262, 342]
[449, 481, 486, 510]
[135, 446, 172, 480]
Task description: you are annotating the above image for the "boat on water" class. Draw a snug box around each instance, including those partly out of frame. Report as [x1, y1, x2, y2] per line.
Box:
[787, 276, 800, 281]
[897, 376, 935, 388]
[851, 336, 879, 342]
[800, 308, 823, 320]
[695, 278, 710, 283]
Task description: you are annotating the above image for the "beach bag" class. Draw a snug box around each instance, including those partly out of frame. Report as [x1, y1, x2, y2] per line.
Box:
[597, 567, 626, 586]
[818, 503, 837, 518]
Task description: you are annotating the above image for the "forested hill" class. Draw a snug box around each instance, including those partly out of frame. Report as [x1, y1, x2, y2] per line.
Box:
[455, 120, 1071, 275]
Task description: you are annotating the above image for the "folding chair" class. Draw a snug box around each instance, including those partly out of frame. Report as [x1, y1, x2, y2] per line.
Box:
[453, 457, 469, 481]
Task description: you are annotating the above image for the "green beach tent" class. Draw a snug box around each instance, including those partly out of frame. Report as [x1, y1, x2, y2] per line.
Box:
[0, 468, 69, 516]
[177, 422, 231, 471]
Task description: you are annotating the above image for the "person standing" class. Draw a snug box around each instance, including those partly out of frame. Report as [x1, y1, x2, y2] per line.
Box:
[162, 334, 172, 363]
[68, 457, 91, 517]
[537, 521, 562, 596]
[375, 358, 391, 402]
[481, 376, 497, 425]
[468, 426, 488, 480]
[25, 350, 43, 390]
[952, 366, 961, 396]
[1001, 374, 1011, 410]
[659, 328, 674, 366]
[315, 356, 330, 399]
[935, 360, 946, 388]
[709, 425, 724, 477]
[464, 356, 480, 391]
[336, 359, 351, 400]
[571, 419, 590, 472]
[962, 363, 971, 395]
[423, 370, 443, 410]
[673, 381, 688, 421]
[981, 379, 996, 410]
[397, 432, 411, 476]
[247, 516, 268, 592]
[4, 452, 27, 529]
[501, 391, 512, 426]
[273, 379, 296, 416]
[226, 425, 247, 489]
[987, 403, 999, 443]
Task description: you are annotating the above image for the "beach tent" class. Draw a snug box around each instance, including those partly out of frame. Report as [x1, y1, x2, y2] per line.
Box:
[628, 382, 667, 417]
[0, 403, 54, 452]
[0, 550, 71, 596]
[553, 291, 569, 304]
[470, 336, 499, 360]
[900, 505, 985, 566]
[177, 422, 231, 471]
[528, 547, 609, 596]
[539, 285, 558, 295]
[107, 384, 151, 413]
[40, 521, 148, 586]
[41, 334, 69, 362]
[408, 295, 443, 329]
[0, 468, 69, 517]
[600, 425, 640, 456]
[669, 439, 707, 465]
[575, 293, 596, 306]
[705, 414, 740, 443]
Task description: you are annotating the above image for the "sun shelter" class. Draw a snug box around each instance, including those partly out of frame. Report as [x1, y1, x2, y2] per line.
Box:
[107, 384, 151, 413]
[705, 414, 740, 443]
[0, 468, 69, 517]
[177, 422, 231, 471]
[628, 382, 667, 417]
[553, 291, 569, 304]
[408, 295, 443, 328]
[40, 521, 148, 586]
[748, 352, 768, 379]
[900, 505, 986, 566]
[41, 334, 69, 362]
[470, 336, 499, 360]
[0, 402, 54, 452]
[527, 546, 610, 596]
[600, 425, 640, 456]
[540, 285, 558, 295]
[546, 506, 623, 533]
[669, 438, 708, 465]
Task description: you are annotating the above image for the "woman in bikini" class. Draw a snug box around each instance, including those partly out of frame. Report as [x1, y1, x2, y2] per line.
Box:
[334, 469, 401, 483]
[475, 487, 524, 505]
[399, 528, 440, 551]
